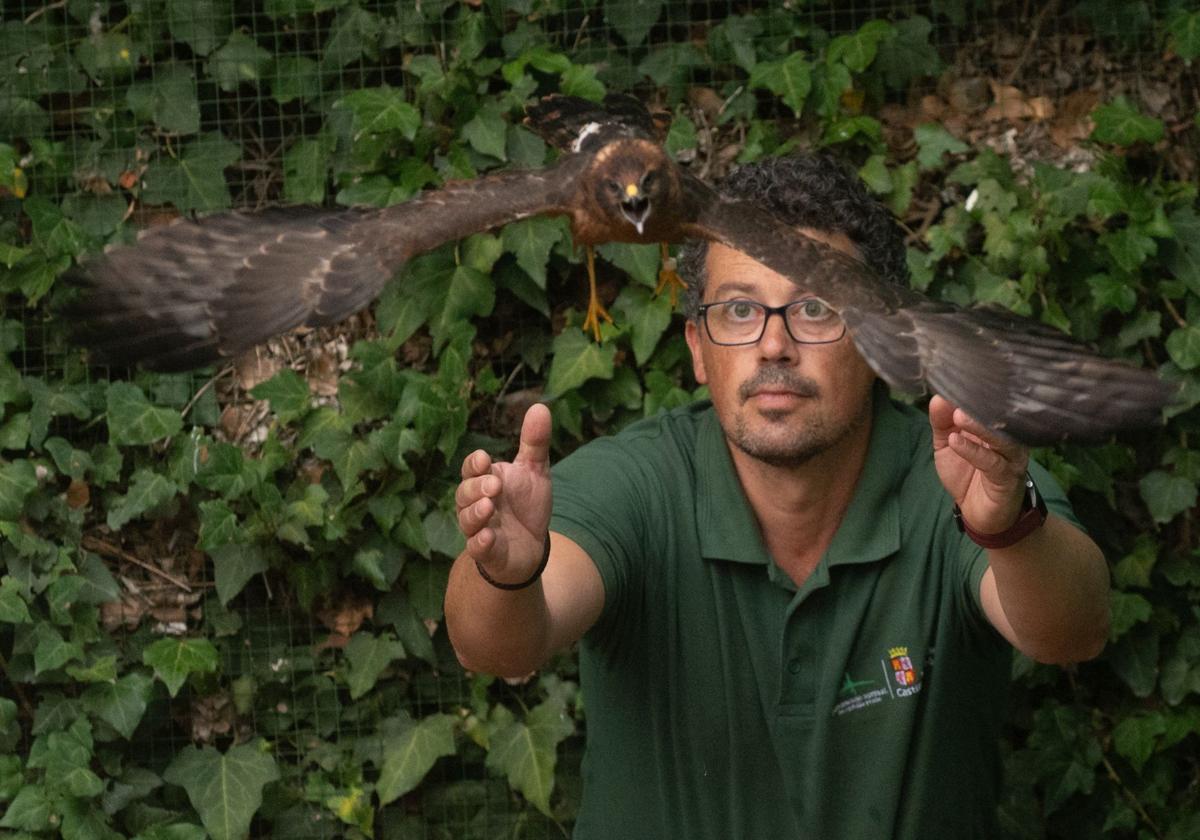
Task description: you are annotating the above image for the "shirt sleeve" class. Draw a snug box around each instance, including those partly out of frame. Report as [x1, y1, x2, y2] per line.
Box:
[550, 434, 663, 655]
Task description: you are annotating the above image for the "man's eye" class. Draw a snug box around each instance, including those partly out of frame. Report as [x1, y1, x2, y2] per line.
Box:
[798, 299, 831, 319]
[729, 301, 758, 319]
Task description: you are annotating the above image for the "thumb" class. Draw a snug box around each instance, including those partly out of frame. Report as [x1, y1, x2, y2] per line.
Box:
[513, 403, 552, 470]
[928, 395, 956, 447]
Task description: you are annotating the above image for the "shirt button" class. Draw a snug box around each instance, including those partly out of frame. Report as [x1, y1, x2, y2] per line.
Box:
[787, 658, 803, 674]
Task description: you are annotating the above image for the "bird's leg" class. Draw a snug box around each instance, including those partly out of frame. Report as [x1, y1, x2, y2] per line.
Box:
[582, 246, 613, 340]
[654, 242, 685, 307]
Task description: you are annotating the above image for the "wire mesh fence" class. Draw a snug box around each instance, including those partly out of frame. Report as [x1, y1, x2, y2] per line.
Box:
[2, 0, 1197, 837]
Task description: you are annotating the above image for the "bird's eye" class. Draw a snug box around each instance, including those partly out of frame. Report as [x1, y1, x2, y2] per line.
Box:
[604, 180, 621, 196]
[641, 170, 659, 191]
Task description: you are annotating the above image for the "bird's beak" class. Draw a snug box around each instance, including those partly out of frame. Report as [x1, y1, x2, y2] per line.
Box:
[620, 182, 649, 235]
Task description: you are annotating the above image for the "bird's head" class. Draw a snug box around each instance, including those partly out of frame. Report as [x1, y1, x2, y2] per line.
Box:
[593, 141, 672, 238]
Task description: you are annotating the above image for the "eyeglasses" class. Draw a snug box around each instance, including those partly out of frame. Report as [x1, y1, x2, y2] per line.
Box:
[697, 298, 847, 346]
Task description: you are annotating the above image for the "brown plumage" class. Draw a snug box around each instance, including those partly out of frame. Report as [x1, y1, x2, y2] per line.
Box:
[71, 94, 1176, 445]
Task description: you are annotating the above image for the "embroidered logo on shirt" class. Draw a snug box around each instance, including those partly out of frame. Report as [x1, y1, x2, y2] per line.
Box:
[889, 646, 917, 687]
[831, 645, 926, 717]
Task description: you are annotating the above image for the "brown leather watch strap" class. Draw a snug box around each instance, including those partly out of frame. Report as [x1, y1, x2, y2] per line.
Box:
[954, 473, 1048, 550]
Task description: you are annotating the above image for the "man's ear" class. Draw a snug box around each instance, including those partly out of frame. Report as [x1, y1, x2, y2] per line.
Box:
[685, 319, 708, 385]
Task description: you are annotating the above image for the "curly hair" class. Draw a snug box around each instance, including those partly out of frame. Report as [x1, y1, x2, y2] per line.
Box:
[679, 153, 909, 320]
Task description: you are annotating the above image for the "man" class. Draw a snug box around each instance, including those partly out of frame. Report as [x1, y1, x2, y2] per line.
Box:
[445, 154, 1110, 839]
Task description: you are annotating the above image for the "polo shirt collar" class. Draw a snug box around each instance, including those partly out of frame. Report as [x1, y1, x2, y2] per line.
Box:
[695, 383, 909, 569]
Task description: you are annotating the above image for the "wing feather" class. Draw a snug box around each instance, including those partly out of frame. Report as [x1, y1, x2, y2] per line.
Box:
[71, 160, 584, 371]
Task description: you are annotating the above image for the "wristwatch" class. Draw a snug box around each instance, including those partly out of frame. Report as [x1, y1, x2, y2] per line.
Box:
[954, 473, 1048, 549]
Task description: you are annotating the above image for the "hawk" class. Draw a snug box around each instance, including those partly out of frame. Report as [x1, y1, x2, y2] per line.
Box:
[71, 95, 1175, 446]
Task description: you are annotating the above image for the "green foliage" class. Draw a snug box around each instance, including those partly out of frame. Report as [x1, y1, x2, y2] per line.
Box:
[1, 1, 1199, 838]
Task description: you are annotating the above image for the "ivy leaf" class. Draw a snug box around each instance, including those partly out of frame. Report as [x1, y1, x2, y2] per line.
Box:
[107, 468, 179, 530]
[377, 714, 457, 805]
[82, 672, 154, 739]
[545, 330, 616, 397]
[1112, 712, 1166, 773]
[501, 216, 565, 289]
[269, 56, 320, 104]
[0, 575, 32, 623]
[333, 87, 419, 142]
[1086, 273, 1137, 314]
[141, 133, 242, 212]
[826, 19, 895, 72]
[196, 442, 253, 499]
[211, 544, 268, 606]
[0, 458, 37, 520]
[603, 0, 664, 47]
[749, 51, 812, 116]
[167, 0, 232, 57]
[1108, 624, 1159, 698]
[250, 368, 311, 421]
[486, 695, 574, 816]
[33, 623, 84, 675]
[0, 785, 51, 830]
[612, 286, 673, 365]
[873, 15, 941, 90]
[126, 64, 201, 135]
[1159, 623, 1200, 704]
[143, 637, 220, 697]
[596, 242, 660, 287]
[207, 31, 272, 92]
[106, 383, 182, 445]
[1162, 205, 1200, 296]
[461, 101, 508, 161]
[344, 632, 405, 700]
[1091, 97, 1165, 145]
[163, 742, 280, 840]
[1101, 226, 1157, 272]
[1166, 323, 1200, 370]
[323, 5, 380, 70]
[1167, 10, 1200, 60]
[1139, 470, 1196, 523]
[913, 123, 969, 170]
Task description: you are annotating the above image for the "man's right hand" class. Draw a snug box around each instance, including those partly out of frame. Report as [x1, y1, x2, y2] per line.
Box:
[456, 403, 553, 588]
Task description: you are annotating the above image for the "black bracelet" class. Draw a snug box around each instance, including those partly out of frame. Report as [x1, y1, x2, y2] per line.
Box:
[475, 534, 551, 591]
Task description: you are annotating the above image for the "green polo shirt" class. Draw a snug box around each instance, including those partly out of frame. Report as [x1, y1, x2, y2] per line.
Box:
[550, 388, 1078, 840]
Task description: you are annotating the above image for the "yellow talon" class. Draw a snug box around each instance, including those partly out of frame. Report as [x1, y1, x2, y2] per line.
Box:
[654, 242, 686, 307]
[582, 246, 613, 341]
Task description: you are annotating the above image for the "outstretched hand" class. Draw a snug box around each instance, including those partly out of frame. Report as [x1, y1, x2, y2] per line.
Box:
[456, 403, 553, 586]
[929, 395, 1030, 536]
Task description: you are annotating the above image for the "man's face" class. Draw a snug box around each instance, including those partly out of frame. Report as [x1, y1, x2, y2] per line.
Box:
[684, 231, 877, 468]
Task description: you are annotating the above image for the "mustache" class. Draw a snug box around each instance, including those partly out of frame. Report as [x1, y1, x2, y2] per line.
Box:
[738, 366, 821, 402]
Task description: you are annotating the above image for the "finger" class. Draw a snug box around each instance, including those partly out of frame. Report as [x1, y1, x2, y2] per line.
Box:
[455, 474, 501, 511]
[513, 403, 552, 469]
[928, 395, 956, 446]
[461, 449, 492, 480]
[951, 407, 1026, 462]
[465, 527, 495, 560]
[457, 496, 495, 537]
[948, 431, 1019, 478]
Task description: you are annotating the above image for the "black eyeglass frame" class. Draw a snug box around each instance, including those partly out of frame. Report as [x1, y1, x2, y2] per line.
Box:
[696, 298, 848, 346]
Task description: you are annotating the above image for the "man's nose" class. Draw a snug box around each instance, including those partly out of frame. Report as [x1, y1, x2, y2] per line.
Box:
[758, 310, 795, 358]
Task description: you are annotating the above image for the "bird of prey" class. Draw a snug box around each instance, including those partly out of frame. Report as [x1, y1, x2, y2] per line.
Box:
[71, 94, 1175, 446]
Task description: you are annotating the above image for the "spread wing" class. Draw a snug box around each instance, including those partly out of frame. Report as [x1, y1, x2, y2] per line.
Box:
[677, 173, 1176, 445]
[71, 158, 587, 371]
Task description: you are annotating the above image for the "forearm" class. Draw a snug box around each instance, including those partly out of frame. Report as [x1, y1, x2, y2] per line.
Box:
[445, 552, 554, 678]
[985, 515, 1110, 664]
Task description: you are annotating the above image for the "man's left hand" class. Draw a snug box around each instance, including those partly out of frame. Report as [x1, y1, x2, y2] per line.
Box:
[929, 395, 1029, 537]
